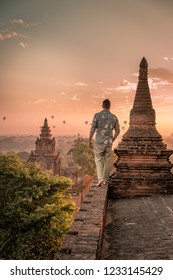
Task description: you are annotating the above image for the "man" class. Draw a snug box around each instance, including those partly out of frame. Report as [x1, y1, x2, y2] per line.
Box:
[89, 99, 120, 186]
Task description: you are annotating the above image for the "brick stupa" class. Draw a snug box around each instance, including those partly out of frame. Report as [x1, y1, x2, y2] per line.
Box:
[28, 118, 61, 175]
[109, 57, 173, 198]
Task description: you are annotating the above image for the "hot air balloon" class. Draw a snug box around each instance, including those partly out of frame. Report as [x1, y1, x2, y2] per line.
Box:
[51, 115, 54, 119]
[3, 117, 6, 120]
[53, 126, 56, 128]
[63, 120, 66, 124]
[85, 121, 88, 125]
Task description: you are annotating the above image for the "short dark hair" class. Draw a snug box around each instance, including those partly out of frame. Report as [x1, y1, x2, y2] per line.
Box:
[103, 99, 111, 108]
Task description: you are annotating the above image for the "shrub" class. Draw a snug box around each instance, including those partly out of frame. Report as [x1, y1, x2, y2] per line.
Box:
[0, 155, 76, 259]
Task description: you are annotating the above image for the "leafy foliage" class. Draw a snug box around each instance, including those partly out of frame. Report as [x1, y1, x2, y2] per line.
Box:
[0, 155, 76, 259]
[68, 138, 96, 177]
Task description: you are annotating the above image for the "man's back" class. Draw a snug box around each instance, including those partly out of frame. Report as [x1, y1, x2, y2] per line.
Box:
[91, 109, 119, 145]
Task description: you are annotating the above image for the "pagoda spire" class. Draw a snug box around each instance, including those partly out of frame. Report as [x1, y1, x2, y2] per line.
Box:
[139, 57, 148, 79]
[121, 57, 161, 138]
[133, 57, 153, 110]
[44, 118, 48, 128]
[109, 57, 173, 198]
[40, 118, 52, 139]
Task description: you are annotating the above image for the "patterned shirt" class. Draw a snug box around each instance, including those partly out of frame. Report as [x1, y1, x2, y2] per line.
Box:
[90, 109, 120, 145]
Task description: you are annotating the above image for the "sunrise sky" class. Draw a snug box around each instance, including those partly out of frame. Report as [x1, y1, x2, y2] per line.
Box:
[1, 0, 173, 137]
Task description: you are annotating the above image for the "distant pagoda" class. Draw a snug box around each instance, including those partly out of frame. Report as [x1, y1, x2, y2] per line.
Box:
[28, 118, 61, 175]
[109, 57, 173, 198]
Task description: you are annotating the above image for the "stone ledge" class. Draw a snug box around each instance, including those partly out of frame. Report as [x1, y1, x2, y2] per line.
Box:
[55, 183, 108, 260]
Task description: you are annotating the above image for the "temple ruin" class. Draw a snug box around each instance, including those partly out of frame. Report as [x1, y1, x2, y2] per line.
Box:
[28, 118, 61, 175]
[109, 57, 173, 198]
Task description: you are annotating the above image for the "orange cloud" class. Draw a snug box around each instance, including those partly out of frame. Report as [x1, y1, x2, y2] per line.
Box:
[75, 82, 87, 86]
[114, 79, 137, 92]
[149, 68, 173, 83]
[20, 41, 28, 48]
[11, 19, 24, 25]
[71, 95, 80, 101]
[11, 18, 41, 28]
[162, 56, 173, 61]
[0, 31, 27, 40]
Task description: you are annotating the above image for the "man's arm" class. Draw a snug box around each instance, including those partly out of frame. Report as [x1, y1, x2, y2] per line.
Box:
[112, 131, 119, 142]
[112, 118, 120, 142]
[88, 114, 97, 147]
[88, 130, 95, 147]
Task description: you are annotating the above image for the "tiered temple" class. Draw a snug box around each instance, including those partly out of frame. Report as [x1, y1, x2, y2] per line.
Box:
[109, 57, 173, 198]
[28, 118, 61, 175]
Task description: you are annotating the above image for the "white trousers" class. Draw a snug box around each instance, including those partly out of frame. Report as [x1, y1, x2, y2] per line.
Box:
[93, 143, 112, 181]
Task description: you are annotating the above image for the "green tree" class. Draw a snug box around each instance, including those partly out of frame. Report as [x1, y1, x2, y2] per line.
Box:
[0, 155, 76, 259]
[68, 138, 96, 178]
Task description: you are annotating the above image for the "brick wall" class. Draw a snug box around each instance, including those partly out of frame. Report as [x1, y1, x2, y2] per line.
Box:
[55, 182, 108, 260]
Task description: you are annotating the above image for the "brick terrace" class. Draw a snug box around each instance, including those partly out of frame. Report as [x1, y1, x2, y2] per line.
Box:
[100, 195, 173, 260]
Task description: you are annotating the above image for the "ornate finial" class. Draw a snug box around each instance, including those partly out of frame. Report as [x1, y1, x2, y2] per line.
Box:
[139, 57, 148, 69]
[139, 57, 148, 80]
[44, 118, 48, 127]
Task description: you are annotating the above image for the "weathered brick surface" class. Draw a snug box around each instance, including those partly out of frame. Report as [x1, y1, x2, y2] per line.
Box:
[55, 182, 108, 260]
[100, 195, 173, 259]
[110, 58, 173, 197]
